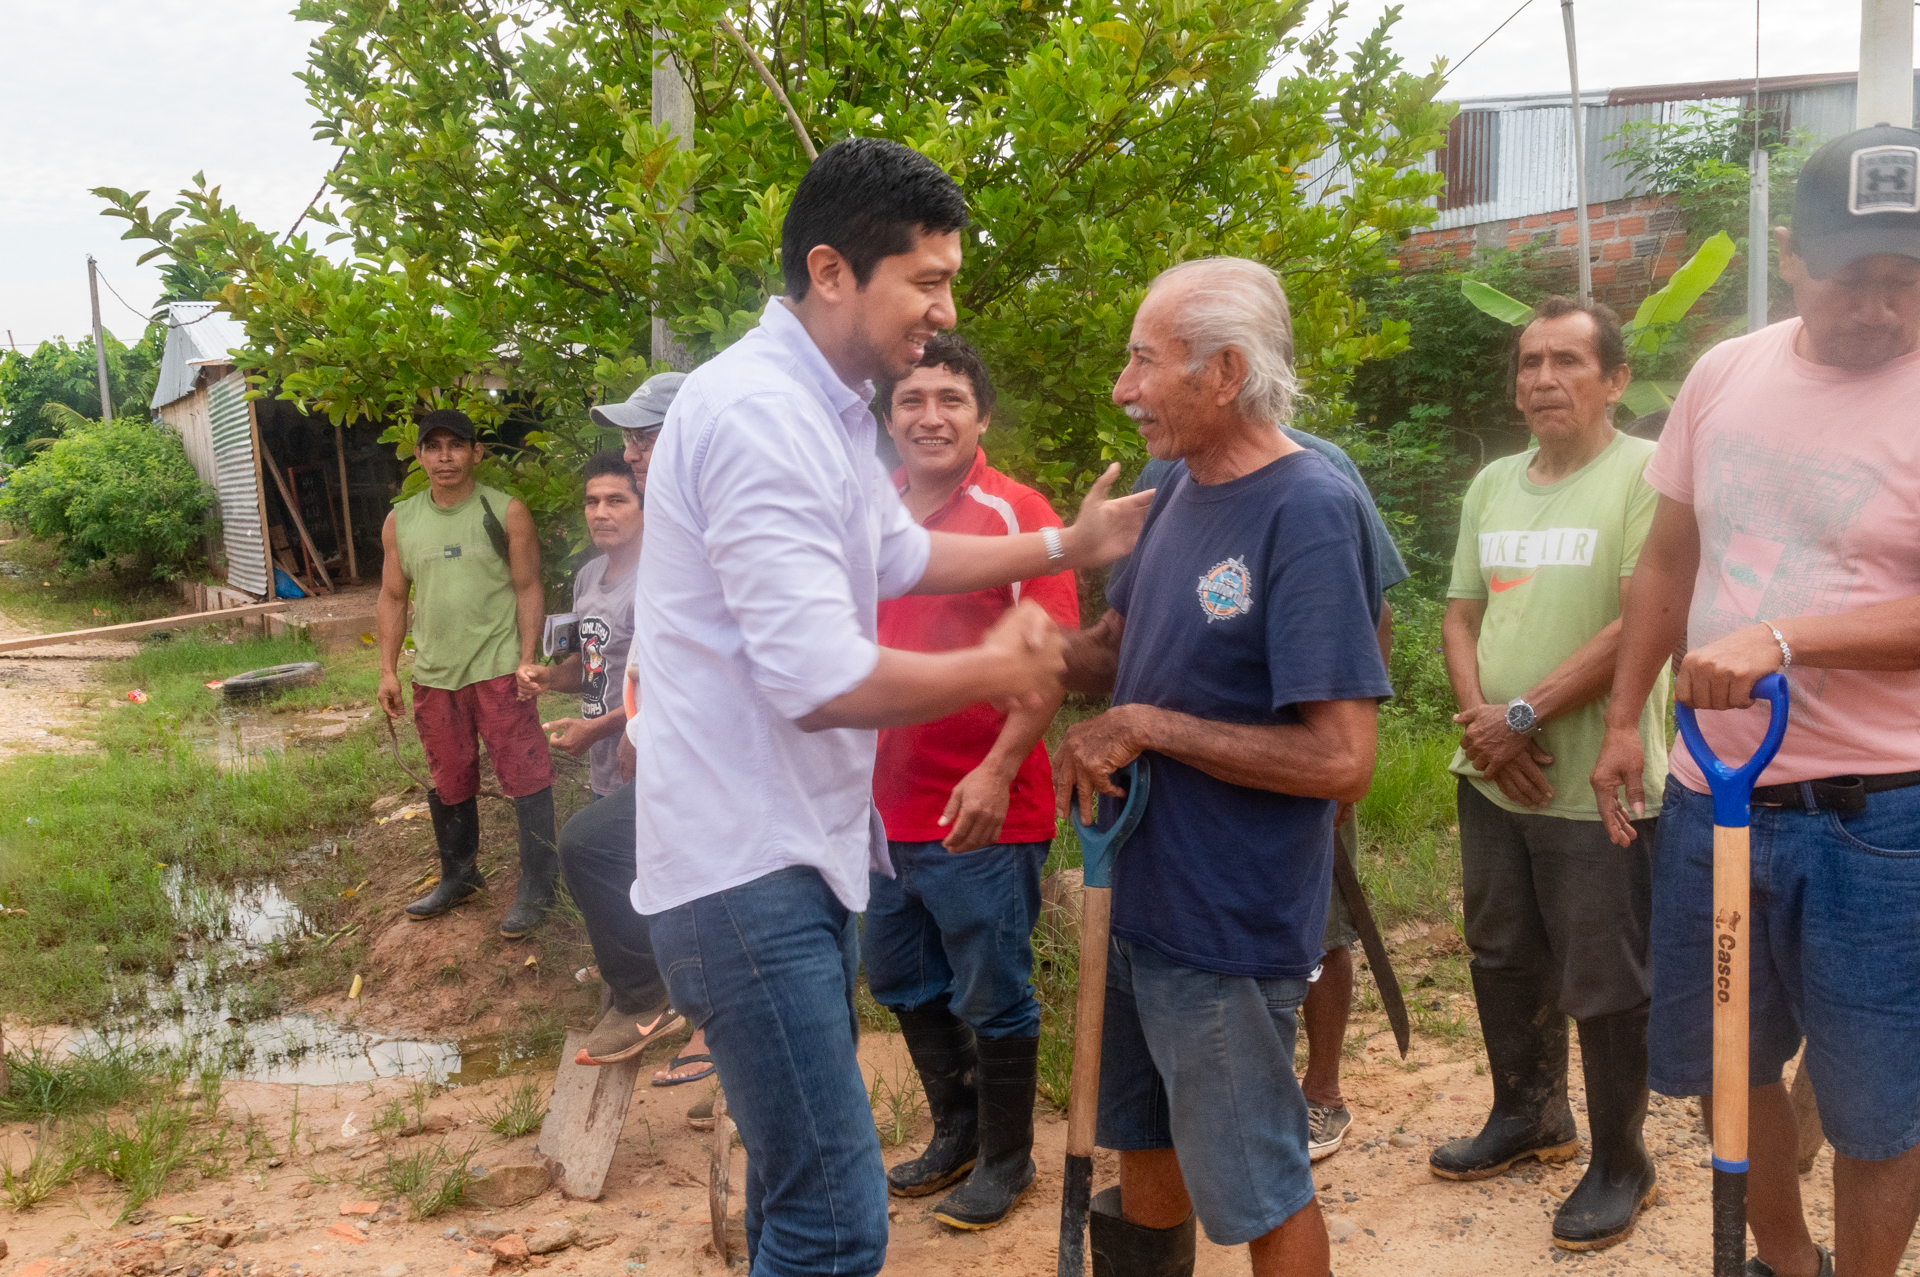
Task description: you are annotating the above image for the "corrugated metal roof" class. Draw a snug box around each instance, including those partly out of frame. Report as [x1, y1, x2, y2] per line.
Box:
[150, 302, 248, 410]
[207, 371, 271, 598]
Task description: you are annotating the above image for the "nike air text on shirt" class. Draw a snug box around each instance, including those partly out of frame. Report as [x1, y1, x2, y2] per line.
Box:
[1477, 528, 1601, 569]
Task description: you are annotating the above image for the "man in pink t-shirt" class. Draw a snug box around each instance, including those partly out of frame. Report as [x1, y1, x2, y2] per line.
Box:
[1594, 125, 1920, 1277]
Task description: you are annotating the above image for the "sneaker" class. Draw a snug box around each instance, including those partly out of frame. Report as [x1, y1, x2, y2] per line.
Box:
[1307, 1102, 1352, 1162]
[1746, 1245, 1833, 1277]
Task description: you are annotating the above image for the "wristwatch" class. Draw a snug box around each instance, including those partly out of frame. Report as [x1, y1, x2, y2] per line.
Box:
[1505, 696, 1538, 734]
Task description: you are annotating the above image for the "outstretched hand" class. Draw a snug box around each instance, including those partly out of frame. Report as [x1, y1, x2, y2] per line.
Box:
[1066, 464, 1155, 569]
[980, 600, 1068, 715]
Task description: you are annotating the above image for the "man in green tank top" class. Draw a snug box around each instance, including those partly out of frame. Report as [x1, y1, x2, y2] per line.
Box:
[377, 408, 559, 939]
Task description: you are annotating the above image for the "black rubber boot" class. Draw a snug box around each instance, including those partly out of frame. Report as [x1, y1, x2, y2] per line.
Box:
[1089, 1186, 1195, 1277]
[932, 1034, 1037, 1230]
[406, 791, 484, 919]
[1430, 966, 1580, 1180]
[886, 1003, 979, 1197]
[1554, 1004, 1658, 1250]
[499, 788, 558, 939]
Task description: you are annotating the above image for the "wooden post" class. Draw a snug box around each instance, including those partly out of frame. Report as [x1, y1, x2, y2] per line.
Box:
[334, 421, 359, 583]
[87, 256, 114, 419]
[253, 407, 334, 593]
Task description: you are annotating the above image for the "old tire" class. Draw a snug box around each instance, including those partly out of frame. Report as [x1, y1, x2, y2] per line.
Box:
[221, 662, 323, 703]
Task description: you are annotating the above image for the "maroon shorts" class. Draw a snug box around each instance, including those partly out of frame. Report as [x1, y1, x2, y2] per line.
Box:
[411, 674, 554, 803]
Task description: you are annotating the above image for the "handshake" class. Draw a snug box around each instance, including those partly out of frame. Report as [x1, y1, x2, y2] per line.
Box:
[977, 599, 1070, 714]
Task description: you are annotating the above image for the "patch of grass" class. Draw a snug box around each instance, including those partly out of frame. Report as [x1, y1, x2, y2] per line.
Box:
[1, 1131, 75, 1211]
[0, 536, 180, 633]
[404, 1141, 477, 1219]
[1032, 918, 1080, 1112]
[73, 1099, 229, 1223]
[1355, 722, 1462, 929]
[866, 1064, 923, 1149]
[852, 979, 897, 1035]
[0, 1040, 152, 1120]
[482, 1079, 547, 1138]
[0, 632, 414, 1021]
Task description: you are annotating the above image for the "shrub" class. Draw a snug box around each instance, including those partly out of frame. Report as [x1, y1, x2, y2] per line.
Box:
[0, 416, 215, 580]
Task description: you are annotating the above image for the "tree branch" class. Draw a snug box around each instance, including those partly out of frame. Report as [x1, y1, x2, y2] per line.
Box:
[717, 15, 817, 161]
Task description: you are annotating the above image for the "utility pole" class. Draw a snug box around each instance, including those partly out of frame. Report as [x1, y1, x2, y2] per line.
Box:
[652, 33, 695, 373]
[1749, 2, 1770, 335]
[1560, 0, 1593, 301]
[87, 256, 114, 420]
[1858, 0, 1915, 129]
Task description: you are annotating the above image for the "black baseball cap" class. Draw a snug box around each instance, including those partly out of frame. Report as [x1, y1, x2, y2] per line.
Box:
[418, 408, 477, 442]
[1792, 123, 1920, 278]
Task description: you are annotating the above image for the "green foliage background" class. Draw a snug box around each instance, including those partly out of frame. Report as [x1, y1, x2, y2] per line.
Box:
[0, 328, 167, 465]
[0, 417, 216, 581]
[96, 0, 1452, 525]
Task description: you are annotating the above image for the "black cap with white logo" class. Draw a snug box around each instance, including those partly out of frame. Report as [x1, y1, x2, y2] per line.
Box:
[1793, 123, 1920, 278]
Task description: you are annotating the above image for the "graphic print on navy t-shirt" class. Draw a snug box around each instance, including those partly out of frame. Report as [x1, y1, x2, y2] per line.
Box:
[579, 616, 612, 718]
[1105, 452, 1395, 981]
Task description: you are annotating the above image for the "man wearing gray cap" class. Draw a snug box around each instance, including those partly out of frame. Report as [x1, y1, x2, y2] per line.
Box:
[1595, 124, 1920, 1277]
[593, 371, 687, 492]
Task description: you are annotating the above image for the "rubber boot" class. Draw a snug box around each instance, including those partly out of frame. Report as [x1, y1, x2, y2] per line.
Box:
[932, 1034, 1037, 1230]
[1430, 966, 1580, 1180]
[886, 1003, 979, 1197]
[1089, 1186, 1195, 1277]
[406, 791, 484, 919]
[1554, 1004, 1657, 1250]
[499, 788, 558, 939]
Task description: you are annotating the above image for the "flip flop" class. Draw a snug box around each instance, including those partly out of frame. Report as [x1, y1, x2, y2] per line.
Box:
[652, 1052, 716, 1087]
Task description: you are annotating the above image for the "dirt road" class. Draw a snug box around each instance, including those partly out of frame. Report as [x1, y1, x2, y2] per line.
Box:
[0, 610, 136, 760]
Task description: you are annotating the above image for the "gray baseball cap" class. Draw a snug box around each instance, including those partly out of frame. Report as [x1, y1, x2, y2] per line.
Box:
[590, 372, 688, 432]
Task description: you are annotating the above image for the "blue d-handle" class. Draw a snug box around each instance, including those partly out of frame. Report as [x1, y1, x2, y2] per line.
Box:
[1674, 672, 1792, 827]
[1069, 757, 1150, 889]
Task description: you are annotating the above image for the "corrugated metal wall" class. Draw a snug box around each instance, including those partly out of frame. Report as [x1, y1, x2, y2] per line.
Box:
[207, 372, 271, 598]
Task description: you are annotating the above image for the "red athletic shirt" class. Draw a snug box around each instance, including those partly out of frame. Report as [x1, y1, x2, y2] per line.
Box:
[873, 449, 1079, 843]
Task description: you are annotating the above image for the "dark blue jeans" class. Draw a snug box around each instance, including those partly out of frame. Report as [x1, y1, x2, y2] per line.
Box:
[863, 839, 1049, 1040]
[555, 781, 667, 1016]
[646, 866, 889, 1276]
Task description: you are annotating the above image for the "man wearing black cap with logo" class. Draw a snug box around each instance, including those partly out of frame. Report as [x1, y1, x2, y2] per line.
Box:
[1595, 125, 1920, 1277]
[378, 408, 559, 939]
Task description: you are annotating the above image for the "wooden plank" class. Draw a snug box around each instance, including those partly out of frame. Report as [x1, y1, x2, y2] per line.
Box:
[0, 603, 289, 655]
[536, 1027, 643, 1200]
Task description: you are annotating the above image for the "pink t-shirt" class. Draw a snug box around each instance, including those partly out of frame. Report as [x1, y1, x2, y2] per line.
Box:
[1646, 318, 1920, 791]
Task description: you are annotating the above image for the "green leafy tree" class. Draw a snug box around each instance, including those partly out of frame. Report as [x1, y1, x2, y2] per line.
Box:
[96, 0, 1450, 520]
[0, 417, 217, 580]
[0, 327, 167, 464]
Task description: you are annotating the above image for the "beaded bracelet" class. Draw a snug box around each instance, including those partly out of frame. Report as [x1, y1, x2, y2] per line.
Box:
[1758, 620, 1792, 671]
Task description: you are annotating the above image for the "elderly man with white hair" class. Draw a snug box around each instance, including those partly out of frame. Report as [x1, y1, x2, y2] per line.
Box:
[1057, 257, 1393, 1277]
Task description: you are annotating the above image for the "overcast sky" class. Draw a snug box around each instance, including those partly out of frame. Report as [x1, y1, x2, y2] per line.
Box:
[0, 0, 1881, 350]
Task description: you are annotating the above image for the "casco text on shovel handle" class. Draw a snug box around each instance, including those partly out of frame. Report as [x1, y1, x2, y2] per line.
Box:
[1674, 671, 1790, 1277]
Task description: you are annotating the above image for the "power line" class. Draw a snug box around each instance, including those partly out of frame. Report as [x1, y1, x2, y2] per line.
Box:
[94, 268, 218, 330]
[1447, 0, 1542, 79]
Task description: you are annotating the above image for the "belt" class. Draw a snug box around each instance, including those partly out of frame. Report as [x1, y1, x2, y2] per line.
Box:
[1749, 771, 1920, 815]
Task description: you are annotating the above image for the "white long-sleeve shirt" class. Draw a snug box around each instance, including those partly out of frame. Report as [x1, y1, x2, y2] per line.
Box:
[630, 297, 932, 915]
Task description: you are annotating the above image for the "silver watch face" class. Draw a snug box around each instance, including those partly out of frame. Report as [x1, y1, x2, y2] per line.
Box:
[1505, 699, 1536, 733]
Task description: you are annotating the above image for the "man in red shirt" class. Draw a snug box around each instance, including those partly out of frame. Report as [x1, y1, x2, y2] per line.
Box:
[867, 333, 1079, 1232]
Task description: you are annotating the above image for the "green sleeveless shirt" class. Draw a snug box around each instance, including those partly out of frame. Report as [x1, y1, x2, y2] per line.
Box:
[394, 483, 522, 691]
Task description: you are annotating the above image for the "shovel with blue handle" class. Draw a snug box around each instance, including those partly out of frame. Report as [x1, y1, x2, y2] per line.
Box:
[1673, 671, 1790, 1277]
[1057, 757, 1150, 1277]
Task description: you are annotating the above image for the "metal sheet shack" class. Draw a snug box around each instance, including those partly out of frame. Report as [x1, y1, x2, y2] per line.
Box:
[151, 302, 404, 602]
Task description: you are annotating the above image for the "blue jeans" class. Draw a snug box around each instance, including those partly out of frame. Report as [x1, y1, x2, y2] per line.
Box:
[646, 867, 889, 1275]
[863, 839, 1049, 1040]
[1095, 938, 1315, 1246]
[1650, 778, 1920, 1161]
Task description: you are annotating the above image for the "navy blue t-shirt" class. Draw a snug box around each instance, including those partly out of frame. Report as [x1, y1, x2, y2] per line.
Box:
[1107, 450, 1395, 979]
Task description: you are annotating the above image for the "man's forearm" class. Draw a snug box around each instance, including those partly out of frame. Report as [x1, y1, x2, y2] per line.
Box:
[1442, 602, 1488, 711]
[1524, 619, 1623, 724]
[1063, 610, 1123, 696]
[516, 587, 543, 665]
[581, 710, 628, 746]
[545, 654, 584, 694]
[912, 529, 1072, 596]
[980, 692, 1064, 780]
[797, 646, 1044, 732]
[1772, 596, 1920, 671]
[1606, 501, 1699, 729]
[377, 594, 408, 680]
[1130, 702, 1377, 803]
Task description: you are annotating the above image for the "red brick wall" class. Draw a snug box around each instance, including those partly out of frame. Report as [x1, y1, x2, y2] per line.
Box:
[1397, 195, 1690, 313]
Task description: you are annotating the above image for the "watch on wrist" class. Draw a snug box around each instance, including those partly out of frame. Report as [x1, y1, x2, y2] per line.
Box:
[1505, 696, 1538, 733]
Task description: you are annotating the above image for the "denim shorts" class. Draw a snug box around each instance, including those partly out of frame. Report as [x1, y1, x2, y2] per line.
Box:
[1649, 778, 1920, 1161]
[1095, 938, 1314, 1246]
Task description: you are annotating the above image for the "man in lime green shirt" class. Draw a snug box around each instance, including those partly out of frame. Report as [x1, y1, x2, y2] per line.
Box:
[1429, 298, 1671, 1254]
[376, 408, 557, 939]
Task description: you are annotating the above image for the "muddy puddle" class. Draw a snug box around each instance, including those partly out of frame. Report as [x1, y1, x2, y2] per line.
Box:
[50, 865, 544, 1088]
[200, 705, 374, 772]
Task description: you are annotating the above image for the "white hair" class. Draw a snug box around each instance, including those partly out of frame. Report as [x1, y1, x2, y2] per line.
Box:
[1148, 257, 1299, 425]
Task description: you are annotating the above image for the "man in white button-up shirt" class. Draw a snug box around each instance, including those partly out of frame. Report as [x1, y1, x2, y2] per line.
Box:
[634, 138, 1149, 1275]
